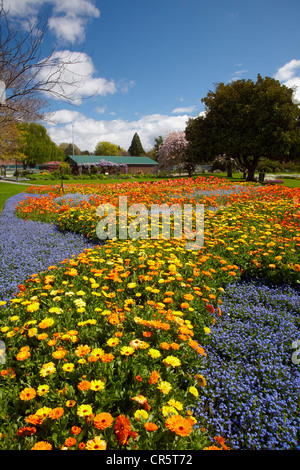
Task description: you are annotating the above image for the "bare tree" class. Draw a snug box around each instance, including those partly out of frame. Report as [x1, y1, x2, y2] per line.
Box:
[0, 1, 89, 128]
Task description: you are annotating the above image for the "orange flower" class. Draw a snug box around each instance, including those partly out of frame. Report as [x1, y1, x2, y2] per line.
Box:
[114, 415, 138, 446]
[75, 345, 91, 357]
[77, 380, 91, 391]
[160, 342, 170, 350]
[31, 441, 52, 450]
[25, 414, 43, 426]
[16, 350, 30, 361]
[214, 435, 230, 450]
[165, 415, 193, 437]
[48, 407, 64, 420]
[183, 293, 194, 301]
[204, 445, 222, 450]
[149, 370, 160, 384]
[135, 375, 143, 382]
[17, 426, 36, 436]
[144, 422, 158, 432]
[52, 348, 67, 359]
[86, 436, 107, 450]
[19, 387, 36, 401]
[93, 412, 114, 430]
[65, 437, 77, 447]
[101, 353, 114, 363]
[143, 331, 152, 338]
[71, 426, 81, 435]
[206, 304, 215, 314]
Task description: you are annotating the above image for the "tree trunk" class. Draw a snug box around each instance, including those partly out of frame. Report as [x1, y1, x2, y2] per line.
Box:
[246, 167, 256, 181]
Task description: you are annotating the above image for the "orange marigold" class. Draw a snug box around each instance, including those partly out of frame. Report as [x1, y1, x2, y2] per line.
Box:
[17, 426, 36, 436]
[77, 380, 91, 391]
[19, 387, 36, 401]
[149, 370, 160, 384]
[165, 415, 193, 437]
[144, 422, 158, 432]
[48, 407, 64, 420]
[65, 437, 77, 447]
[93, 412, 114, 430]
[31, 441, 52, 450]
[71, 426, 81, 435]
[114, 415, 138, 446]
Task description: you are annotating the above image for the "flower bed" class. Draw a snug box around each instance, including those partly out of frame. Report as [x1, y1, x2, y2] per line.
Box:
[193, 278, 300, 450]
[0, 176, 299, 450]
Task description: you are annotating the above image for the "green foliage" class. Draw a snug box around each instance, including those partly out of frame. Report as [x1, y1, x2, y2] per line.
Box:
[18, 123, 64, 168]
[128, 133, 146, 156]
[58, 162, 72, 175]
[186, 74, 300, 181]
[94, 142, 127, 156]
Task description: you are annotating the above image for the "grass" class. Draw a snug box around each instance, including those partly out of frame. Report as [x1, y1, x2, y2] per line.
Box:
[0, 183, 35, 213]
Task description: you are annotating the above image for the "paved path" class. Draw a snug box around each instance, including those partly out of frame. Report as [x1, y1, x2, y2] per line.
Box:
[0, 179, 39, 185]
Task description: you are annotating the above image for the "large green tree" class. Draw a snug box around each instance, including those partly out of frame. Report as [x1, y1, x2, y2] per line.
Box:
[128, 133, 146, 156]
[187, 74, 300, 181]
[19, 122, 64, 169]
[94, 141, 127, 156]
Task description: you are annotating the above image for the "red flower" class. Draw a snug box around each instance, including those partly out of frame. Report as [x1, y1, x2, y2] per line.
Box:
[115, 415, 138, 446]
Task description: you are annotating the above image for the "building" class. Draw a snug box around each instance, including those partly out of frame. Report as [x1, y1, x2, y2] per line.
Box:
[65, 155, 158, 175]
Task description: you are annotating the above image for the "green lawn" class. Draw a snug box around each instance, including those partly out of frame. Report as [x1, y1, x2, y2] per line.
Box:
[0, 183, 34, 213]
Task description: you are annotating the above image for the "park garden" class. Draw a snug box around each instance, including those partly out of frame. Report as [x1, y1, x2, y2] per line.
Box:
[0, 175, 299, 450]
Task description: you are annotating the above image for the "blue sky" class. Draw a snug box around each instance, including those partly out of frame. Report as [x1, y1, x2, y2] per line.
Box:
[4, 0, 300, 152]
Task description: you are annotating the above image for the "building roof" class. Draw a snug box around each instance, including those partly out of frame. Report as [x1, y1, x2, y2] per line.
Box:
[67, 155, 158, 165]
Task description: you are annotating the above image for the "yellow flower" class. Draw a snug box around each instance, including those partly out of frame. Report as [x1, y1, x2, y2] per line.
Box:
[120, 346, 135, 356]
[90, 380, 105, 391]
[134, 409, 149, 421]
[77, 404, 93, 417]
[162, 405, 178, 417]
[189, 386, 199, 397]
[10, 316, 19, 322]
[62, 363, 75, 372]
[167, 399, 183, 411]
[39, 362, 56, 377]
[127, 282, 137, 289]
[148, 348, 161, 359]
[37, 385, 50, 396]
[203, 327, 211, 334]
[26, 302, 40, 313]
[157, 381, 172, 394]
[28, 328, 38, 337]
[49, 307, 63, 314]
[107, 337, 120, 347]
[163, 355, 182, 368]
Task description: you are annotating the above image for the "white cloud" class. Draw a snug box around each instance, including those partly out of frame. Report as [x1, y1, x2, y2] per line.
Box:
[36, 51, 117, 104]
[95, 106, 106, 114]
[45, 112, 192, 153]
[3, 0, 100, 43]
[48, 16, 87, 44]
[274, 59, 300, 104]
[172, 106, 196, 114]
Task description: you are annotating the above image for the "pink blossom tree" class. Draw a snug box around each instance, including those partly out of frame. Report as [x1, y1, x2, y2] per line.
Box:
[157, 131, 194, 175]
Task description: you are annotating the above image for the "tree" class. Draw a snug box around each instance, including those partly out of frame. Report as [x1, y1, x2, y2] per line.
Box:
[157, 131, 193, 175]
[0, 2, 90, 130]
[59, 143, 82, 157]
[0, 120, 26, 163]
[95, 141, 127, 156]
[152, 136, 163, 161]
[128, 133, 145, 156]
[193, 74, 300, 181]
[18, 122, 64, 169]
